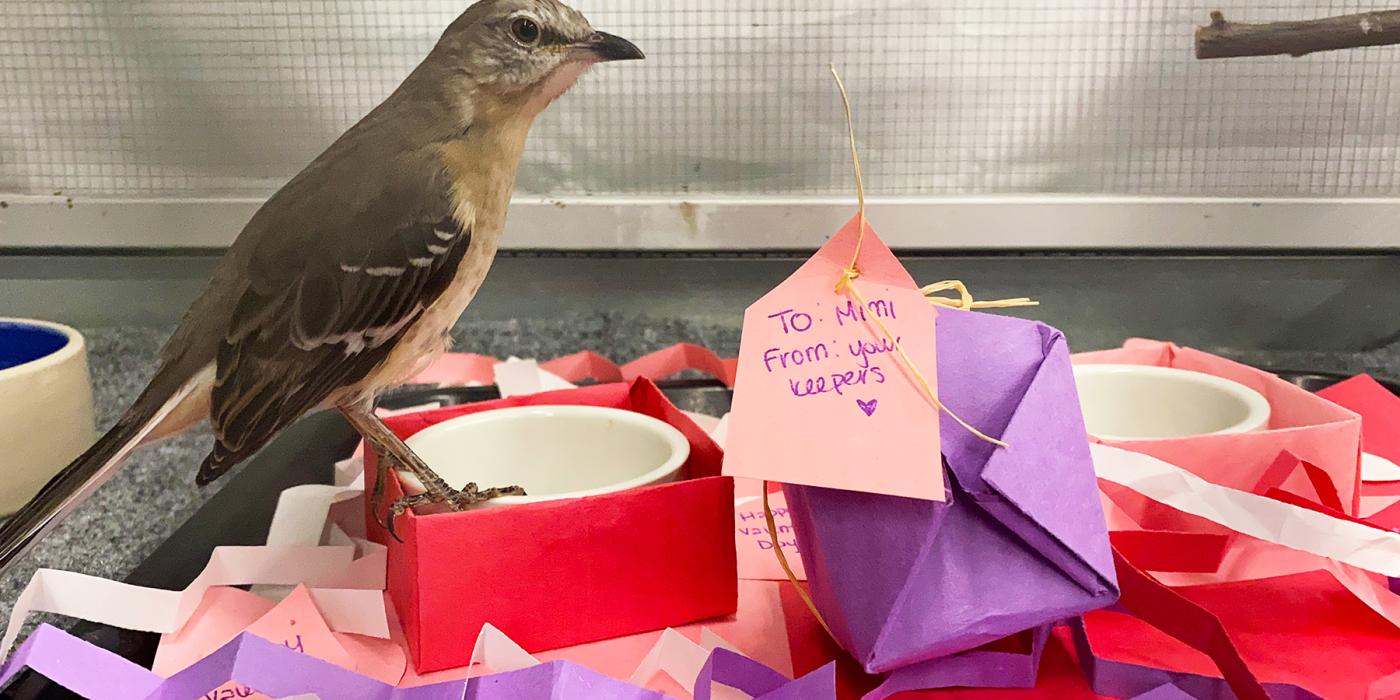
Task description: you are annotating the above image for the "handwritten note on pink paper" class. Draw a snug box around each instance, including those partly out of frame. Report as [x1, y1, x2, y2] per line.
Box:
[244, 586, 356, 674]
[724, 214, 944, 501]
[734, 480, 806, 581]
[154, 586, 405, 686]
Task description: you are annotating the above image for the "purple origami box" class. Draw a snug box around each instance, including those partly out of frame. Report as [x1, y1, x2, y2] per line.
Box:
[785, 307, 1119, 677]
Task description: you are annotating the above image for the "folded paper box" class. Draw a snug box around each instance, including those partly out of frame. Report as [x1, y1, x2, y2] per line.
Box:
[785, 308, 1120, 682]
[366, 378, 739, 673]
[1073, 338, 1362, 513]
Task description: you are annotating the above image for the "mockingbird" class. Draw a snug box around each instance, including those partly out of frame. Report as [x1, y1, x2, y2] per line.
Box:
[6, 0, 642, 551]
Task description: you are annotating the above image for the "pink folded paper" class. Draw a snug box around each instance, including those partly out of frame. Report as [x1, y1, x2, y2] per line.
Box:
[540, 350, 626, 384]
[1073, 339, 1362, 515]
[402, 579, 796, 693]
[154, 585, 406, 685]
[623, 344, 737, 387]
[410, 353, 498, 386]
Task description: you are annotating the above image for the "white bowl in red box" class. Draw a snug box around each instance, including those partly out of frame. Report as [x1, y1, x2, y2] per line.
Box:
[1073, 363, 1271, 441]
[398, 404, 690, 506]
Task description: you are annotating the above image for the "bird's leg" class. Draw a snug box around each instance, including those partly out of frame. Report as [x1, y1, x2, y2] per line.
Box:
[339, 404, 460, 506]
[338, 404, 526, 524]
[368, 442, 391, 530]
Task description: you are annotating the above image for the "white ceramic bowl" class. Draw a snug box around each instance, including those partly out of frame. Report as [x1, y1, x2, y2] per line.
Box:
[1072, 364, 1271, 441]
[0, 318, 96, 514]
[399, 405, 690, 507]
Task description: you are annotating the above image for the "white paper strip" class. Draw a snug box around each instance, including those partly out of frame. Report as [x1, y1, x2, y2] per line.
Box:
[710, 413, 730, 449]
[468, 622, 541, 675]
[1362, 452, 1400, 483]
[1091, 444, 1400, 577]
[493, 358, 574, 398]
[2, 545, 389, 654]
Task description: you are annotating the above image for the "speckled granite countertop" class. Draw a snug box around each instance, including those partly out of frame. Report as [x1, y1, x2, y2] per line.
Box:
[1, 314, 1396, 630]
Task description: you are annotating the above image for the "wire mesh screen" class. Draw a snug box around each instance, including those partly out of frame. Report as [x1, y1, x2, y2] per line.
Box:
[2, 1, 1399, 199]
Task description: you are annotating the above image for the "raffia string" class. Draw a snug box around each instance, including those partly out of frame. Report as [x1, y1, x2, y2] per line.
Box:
[922, 280, 1039, 310]
[761, 483, 836, 639]
[759, 66, 1019, 645]
[827, 65, 1007, 449]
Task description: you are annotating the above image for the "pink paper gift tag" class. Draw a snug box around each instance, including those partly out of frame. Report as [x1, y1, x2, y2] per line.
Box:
[724, 214, 944, 501]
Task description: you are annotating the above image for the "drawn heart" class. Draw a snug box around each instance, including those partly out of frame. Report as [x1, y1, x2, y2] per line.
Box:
[856, 398, 878, 416]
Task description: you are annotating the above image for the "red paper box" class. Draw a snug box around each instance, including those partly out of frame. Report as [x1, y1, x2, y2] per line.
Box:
[365, 378, 738, 673]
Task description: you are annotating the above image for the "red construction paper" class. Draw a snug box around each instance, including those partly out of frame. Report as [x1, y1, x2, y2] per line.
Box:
[367, 379, 738, 673]
[1109, 548, 1269, 700]
[1367, 498, 1400, 531]
[1085, 569, 1400, 700]
[622, 343, 737, 387]
[1107, 531, 1229, 575]
[539, 351, 625, 384]
[1317, 374, 1400, 469]
[1254, 450, 1347, 513]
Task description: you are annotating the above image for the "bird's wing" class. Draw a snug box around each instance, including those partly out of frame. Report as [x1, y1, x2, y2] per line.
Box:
[199, 190, 474, 484]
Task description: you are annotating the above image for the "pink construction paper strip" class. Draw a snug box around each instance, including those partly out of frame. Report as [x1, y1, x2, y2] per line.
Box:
[622, 344, 737, 387]
[410, 353, 499, 386]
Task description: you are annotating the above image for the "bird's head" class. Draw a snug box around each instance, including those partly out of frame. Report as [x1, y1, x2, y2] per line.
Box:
[425, 0, 643, 122]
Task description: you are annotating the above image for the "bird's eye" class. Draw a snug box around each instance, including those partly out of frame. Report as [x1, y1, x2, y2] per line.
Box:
[511, 17, 541, 46]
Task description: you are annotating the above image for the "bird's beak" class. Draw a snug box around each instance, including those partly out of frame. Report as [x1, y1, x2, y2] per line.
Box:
[579, 31, 645, 62]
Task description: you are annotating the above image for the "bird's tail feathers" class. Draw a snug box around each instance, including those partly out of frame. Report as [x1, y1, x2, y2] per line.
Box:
[0, 363, 212, 572]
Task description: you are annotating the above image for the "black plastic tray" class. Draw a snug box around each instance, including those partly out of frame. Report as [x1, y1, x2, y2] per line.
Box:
[2, 371, 1396, 698]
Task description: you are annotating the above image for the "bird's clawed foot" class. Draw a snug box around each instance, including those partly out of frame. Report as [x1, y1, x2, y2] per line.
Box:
[382, 481, 527, 542]
[341, 403, 527, 541]
[450, 482, 528, 508]
[384, 492, 434, 542]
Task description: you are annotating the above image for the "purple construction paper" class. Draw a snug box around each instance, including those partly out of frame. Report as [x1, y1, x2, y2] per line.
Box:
[862, 624, 1050, 699]
[1129, 684, 1198, 700]
[693, 648, 835, 700]
[0, 624, 162, 699]
[464, 661, 665, 700]
[758, 662, 836, 700]
[785, 309, 1119, 674]
[150, 632, 466, 700]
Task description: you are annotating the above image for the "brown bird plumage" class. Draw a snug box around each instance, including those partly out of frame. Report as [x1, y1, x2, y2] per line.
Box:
[0, 0, 642, 564]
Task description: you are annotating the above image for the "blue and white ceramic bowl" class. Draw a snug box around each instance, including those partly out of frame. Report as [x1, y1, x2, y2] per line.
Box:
[0, 318, 95, 514]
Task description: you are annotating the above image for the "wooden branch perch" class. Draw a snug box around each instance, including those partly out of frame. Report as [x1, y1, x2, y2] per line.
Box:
[1196, 9, 1400, 59]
